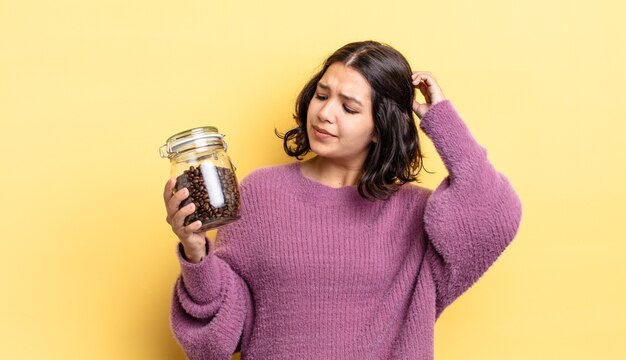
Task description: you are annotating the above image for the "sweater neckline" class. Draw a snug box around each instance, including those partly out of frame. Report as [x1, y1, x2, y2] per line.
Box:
[288, 162, 371, 205]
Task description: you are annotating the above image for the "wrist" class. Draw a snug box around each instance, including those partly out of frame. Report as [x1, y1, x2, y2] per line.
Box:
[182, 239, 208, 264]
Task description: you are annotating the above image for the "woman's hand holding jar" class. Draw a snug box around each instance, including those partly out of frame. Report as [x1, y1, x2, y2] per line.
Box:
[163, 177, 207, 263]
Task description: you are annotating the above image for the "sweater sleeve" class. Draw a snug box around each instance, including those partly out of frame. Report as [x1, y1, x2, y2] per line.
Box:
[419, 100, 523, 318]
[170, 236, 253, 360]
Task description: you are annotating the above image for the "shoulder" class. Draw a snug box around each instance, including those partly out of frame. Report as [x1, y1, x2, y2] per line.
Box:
[240, 163, 295, 186]
[397, 181, 432, 196]
[238, 162, 299, 196]
[391, 182, 433, 207]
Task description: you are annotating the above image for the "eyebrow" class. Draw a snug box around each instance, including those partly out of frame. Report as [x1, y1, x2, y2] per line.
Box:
[317, 83, 363, 107]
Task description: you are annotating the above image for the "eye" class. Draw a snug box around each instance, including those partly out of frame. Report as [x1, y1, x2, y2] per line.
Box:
[315, 93, 327, 101]
[343, 105, 358, 114]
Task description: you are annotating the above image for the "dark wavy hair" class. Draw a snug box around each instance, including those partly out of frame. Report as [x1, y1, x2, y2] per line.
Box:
[277, 40, 430, 200]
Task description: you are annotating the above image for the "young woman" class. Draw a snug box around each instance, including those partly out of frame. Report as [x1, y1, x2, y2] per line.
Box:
[163, 41, 522, 360]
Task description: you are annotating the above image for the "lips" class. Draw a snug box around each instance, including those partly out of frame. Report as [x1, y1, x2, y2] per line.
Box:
[312, 125, 336, 137]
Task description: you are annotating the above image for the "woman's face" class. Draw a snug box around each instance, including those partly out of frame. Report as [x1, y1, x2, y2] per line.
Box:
[306, 62, 375, 167]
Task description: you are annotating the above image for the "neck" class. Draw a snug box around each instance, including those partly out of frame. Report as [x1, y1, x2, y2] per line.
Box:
[301, 156, 364, 188]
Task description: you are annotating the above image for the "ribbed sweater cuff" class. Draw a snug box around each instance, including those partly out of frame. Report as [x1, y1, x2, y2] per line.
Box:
[177, 240, 223, 304]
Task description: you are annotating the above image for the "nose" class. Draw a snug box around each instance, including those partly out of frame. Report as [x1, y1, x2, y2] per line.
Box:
[318, 99, 336, 123]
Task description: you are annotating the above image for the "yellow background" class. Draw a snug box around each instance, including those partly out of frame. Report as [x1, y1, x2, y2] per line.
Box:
[1, 0, 624, 359]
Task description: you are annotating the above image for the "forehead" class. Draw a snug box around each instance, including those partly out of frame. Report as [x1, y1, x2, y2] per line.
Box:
[319, 63, 372, 102]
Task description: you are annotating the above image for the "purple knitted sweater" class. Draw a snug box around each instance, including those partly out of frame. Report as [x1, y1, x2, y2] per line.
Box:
[170, 100, 523, 360]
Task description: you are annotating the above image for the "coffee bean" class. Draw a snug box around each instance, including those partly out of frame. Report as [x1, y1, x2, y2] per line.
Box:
[175, 164, 240, 230]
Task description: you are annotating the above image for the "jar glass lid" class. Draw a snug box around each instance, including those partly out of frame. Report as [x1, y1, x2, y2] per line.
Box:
[160, 126, 225, 158]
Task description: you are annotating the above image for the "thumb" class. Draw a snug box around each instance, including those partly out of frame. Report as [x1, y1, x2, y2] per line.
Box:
[412, 99, 428, 119]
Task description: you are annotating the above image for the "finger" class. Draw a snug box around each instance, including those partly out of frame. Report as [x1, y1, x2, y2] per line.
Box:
[423, 75, 439, 89]
[182, 220, 203, 235]
[422, 76, 445, 104]
[412, 100, 429, 119]
[413, 79, 429, 109]
[416, 76, 437, 102]
[414, 72, 444, 106]
[166, 187, 190, 223]
[412, 71, 432, 78]
[163, 177, 175, 204]
[414, 72, 438, 88]
[416, 80, 431, 104]
[423, 83, 432, 104]
[417, 73, 440, 91]
[412, 99, 422, 114]
[172, 202, 196, 231]
[412, 71, 434, 79]
[412, 72, 426, 84]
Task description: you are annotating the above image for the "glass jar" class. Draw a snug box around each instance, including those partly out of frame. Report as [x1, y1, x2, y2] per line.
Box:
[160, 126, 240, 231]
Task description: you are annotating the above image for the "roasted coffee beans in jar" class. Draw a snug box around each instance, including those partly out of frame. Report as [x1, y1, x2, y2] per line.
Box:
[160, 127, 240, 231]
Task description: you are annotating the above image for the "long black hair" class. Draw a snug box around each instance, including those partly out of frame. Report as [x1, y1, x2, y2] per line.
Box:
[278, 40, 430, 200]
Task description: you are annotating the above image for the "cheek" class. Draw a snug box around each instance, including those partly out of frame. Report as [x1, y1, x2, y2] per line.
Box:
[339, 122, 373, 145]
[352, 117, 375, 139]
[306, 99, 320, 121]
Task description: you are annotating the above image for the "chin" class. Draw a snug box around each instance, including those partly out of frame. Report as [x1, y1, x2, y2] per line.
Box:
[307, 132, 323, 154]
[307, 132, 337, 154]
[308, 142, 326, 157]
